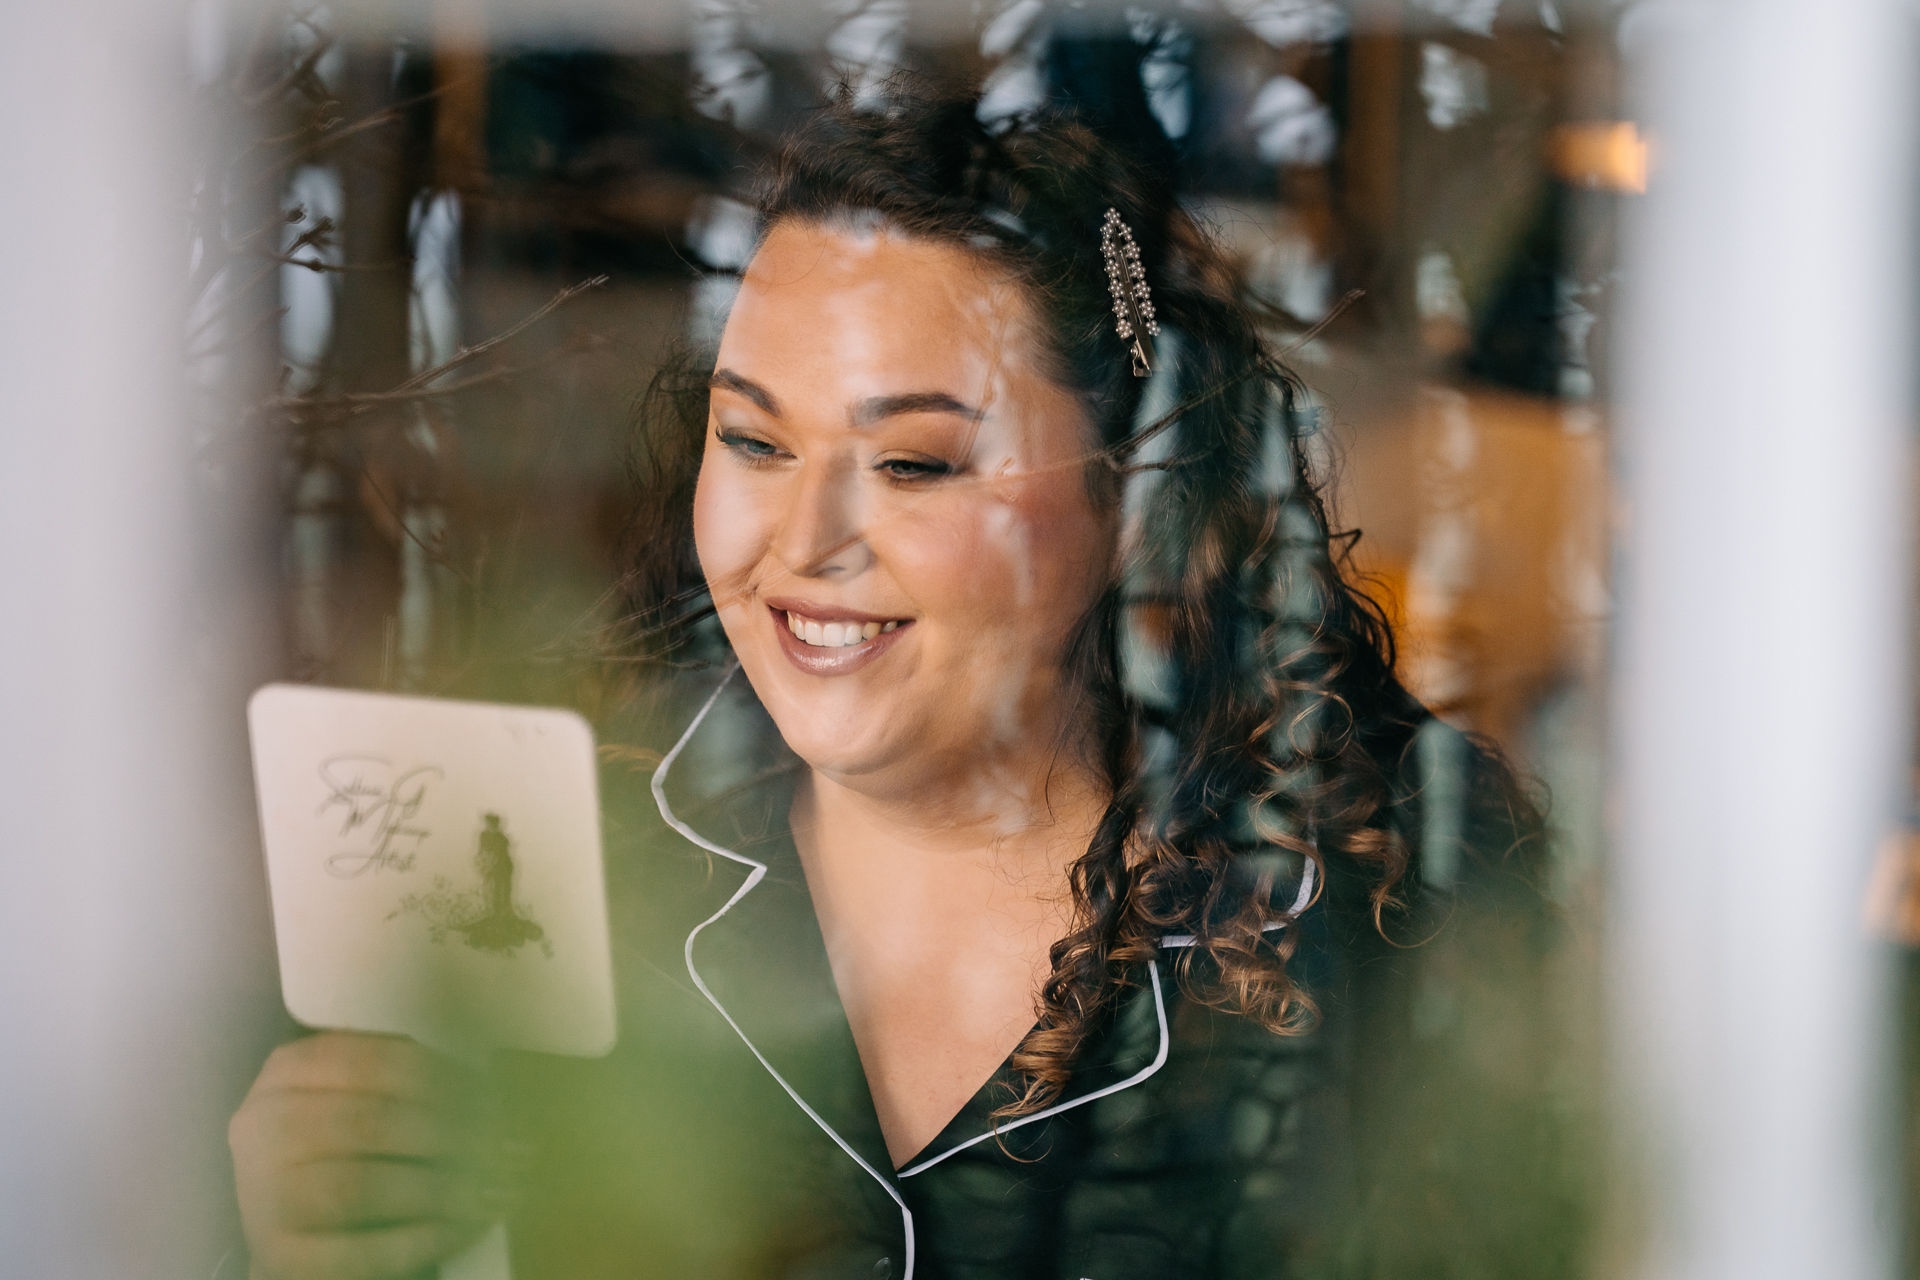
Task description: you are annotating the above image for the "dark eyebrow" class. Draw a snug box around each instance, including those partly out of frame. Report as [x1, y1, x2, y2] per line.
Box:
[851, 391, 981, 427]
[709, 368, 781, 416]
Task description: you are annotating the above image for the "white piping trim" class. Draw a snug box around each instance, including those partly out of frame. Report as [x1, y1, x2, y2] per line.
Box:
[896, 960, 1171, 1179]
[1157, 854, 1317, 949]
[653, 665, 917, 1280]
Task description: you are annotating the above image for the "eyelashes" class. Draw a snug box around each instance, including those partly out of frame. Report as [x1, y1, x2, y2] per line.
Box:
[875, 456, 956, 481]
[716, 428, 783, 464]
[715, 428, 961, 484]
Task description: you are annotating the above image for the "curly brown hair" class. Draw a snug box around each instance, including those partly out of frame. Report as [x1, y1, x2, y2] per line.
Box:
[616, 83, 1518, 1119]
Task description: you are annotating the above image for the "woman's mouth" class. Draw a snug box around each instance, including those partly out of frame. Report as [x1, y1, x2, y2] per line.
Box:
[764, 600, 911, 674]
[782, 612, 901, 648]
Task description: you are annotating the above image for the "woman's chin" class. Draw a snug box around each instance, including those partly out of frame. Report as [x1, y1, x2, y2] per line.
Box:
[776, 731, 904, 783]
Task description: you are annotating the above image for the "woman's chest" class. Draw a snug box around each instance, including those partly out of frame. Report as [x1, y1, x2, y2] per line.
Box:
[578, 774, 1366, 1278]
[818, 909, 1058, 1168]
[799, 837, 1076, 1168]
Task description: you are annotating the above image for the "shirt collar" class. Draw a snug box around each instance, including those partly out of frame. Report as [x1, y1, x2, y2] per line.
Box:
[653, 667, 901, 1189]
[649, 667, 1265, 1186]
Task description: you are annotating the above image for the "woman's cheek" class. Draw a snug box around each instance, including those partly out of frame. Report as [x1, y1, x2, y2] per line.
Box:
[977, 471, 1109, 610]
[902, 481, 1090, 619]
[883, 501, 1012, 618]
[1018, 468, 1114, 594]
[692, 462, 762, 605]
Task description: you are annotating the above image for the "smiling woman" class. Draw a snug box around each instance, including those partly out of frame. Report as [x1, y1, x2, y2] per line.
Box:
[228, 83, 1562, 1280]
[607, 84, 1554, 1274]
[698, 221, 1108, 726]
[695, 219, 1121, 1165]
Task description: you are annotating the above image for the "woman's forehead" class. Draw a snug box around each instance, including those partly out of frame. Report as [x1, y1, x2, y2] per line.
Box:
[725, 220, 1035, 367]
[747, 216, 1000, 288]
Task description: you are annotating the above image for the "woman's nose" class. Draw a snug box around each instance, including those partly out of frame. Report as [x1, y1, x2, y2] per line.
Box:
[772, 455, 873, 579]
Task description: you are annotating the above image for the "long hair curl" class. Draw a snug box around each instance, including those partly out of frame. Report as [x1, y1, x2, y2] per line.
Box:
[617, 84, 1477, 1119]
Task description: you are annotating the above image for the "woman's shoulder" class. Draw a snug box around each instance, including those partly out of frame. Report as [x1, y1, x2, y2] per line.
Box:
[1173, 715, 1558, 1060]
[1364, 715, 1557, 931]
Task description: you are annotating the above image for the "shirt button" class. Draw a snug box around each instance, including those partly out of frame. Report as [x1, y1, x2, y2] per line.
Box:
[872, 1258, 892, 1279]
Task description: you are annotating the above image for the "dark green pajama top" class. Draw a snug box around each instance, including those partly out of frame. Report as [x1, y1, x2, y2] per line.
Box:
[490, 675, 1571, 1280]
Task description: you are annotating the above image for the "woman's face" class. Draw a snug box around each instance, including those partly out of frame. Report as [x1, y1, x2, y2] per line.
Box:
[693, 219, 1115, 796]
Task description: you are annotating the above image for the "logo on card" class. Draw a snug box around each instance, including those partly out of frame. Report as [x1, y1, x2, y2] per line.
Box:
[387, 812, 552, 959]
[317, 754, 443, 878]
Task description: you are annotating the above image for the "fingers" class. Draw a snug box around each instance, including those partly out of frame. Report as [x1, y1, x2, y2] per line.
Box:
[272, 1158, 495, 1232]
[250, 1089, 462, 1164]
[233, 1033, 494, 1169]
[251, 1033, 478, 1106]
[249, 1217, 488, 1280]
[232, 1033, 508, 1280]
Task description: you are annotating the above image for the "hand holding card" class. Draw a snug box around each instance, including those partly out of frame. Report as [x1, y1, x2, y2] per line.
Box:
[246, 684, 617, 1280]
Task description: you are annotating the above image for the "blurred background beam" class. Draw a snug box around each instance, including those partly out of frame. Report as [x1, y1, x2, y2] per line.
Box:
[0, 2, 278, 1276]
[1615, 2, 1912, 1278]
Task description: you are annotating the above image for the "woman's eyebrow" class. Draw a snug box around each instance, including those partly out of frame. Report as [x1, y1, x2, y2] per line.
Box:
[710, 368, 781, 415]
[851, 391, 981, 426]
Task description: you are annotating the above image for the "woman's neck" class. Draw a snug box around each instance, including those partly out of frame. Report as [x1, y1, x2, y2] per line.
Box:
[796, 746, 1108, 868]
[788, 750, 1111, 1167]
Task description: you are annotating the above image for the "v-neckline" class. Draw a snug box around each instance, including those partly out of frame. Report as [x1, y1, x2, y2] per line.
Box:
[707, 822, 1042, 1174]
[886, 1027, 1033, 1171]
[674, 810, 1175, 1184]
[654, 679, 1171, 1185]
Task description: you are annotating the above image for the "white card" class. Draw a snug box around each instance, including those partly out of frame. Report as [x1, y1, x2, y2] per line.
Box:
[248, 683, 616, 1058]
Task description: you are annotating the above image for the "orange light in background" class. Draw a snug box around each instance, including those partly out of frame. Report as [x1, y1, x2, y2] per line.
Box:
[1548, 121, 1651, 193]
[1862, 823, 1920, 944]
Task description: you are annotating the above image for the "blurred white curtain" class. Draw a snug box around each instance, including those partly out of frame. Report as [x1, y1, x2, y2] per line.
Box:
[1616, 2, 1912, 1278]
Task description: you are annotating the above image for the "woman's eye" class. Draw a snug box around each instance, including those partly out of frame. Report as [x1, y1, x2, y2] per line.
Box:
[875, 455, 956, 481]
[717, 429, 783, 461]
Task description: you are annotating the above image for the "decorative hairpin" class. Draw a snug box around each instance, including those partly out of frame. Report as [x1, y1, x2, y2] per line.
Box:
[1101, 208, 1158, 378]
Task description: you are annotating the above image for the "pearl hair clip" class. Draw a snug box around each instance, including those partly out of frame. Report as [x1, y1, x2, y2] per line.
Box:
[1101, 207, 1159, 378]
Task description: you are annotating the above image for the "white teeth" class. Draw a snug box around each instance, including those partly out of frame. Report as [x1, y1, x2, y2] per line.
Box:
[783, 611, 903, 648]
